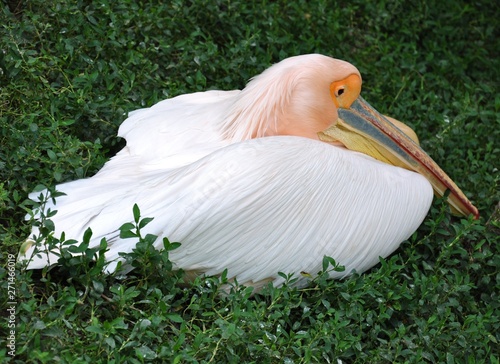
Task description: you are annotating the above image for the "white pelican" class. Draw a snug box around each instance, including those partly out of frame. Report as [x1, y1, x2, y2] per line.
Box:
[19, 54, 478, 289]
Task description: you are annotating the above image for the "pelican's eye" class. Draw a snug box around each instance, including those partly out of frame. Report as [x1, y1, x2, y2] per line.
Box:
[335, 86, 345, 97]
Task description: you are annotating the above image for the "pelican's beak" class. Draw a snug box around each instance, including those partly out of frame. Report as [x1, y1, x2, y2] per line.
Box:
[318, 96, 479, 219]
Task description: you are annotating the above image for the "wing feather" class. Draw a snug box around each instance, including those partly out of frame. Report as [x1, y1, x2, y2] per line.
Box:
[101, 90, 239, 173]
[21, 136, 433, 288]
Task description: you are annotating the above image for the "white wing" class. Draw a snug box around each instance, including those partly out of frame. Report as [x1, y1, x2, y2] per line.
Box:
[97, 90, 239, 176]
[21, 136, 433, 288]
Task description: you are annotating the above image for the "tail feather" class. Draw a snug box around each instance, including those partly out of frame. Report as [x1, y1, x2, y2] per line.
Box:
[19, 175, 143, 270]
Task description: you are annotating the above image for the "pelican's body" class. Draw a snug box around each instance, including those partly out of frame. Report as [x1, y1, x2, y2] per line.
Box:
[19, 54, 478, 289]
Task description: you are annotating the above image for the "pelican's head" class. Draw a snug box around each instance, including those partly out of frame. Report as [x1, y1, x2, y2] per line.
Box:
[223, 54, 362, 140]
[316, 58, 478, 219]
[224, 54, 478, 219]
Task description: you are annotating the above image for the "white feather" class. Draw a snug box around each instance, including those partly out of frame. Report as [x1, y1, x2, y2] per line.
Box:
[101, 90, 239, 173]
[22, 136, 432, 288]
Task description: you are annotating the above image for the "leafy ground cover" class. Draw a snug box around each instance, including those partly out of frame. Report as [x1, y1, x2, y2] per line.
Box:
[0, 0, 498, 362]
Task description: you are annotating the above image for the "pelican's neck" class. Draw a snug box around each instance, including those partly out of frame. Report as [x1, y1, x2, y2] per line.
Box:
[219, 64, 300, 142]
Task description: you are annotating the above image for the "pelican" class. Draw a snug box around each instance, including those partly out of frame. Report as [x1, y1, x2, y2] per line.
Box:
[19, 54, 478, 289]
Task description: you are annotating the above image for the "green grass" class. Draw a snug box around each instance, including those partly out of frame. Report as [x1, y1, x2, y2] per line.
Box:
[1, 0, 499, 362]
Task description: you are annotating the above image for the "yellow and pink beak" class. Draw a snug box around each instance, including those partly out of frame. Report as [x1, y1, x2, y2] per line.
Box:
[319, 96, 479, 219]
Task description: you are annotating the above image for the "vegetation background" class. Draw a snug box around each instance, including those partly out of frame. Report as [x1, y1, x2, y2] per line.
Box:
[0, 0, 498, 362]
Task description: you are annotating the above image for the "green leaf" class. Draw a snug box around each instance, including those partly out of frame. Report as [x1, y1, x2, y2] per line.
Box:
[166, 314, 184, 323]
[92, 280, 104, 294]
[119, 222, 135, 232]
[85, 325, 104, 335]
[104, 337, 115, 349]
[120, 230, 137, 239]
[33, 320, 47, 330]
[135, 345, 157, 360]
[143, 233, 157, 245]
[119, 222, 137, 239]
[133, 204, 141, 223]
[322, 256, 337, 272]
[83, 227, 93, 243]
[47, 149, 57, 160]
[68, 241, 88, 253]
[139, 217, 154, 229]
